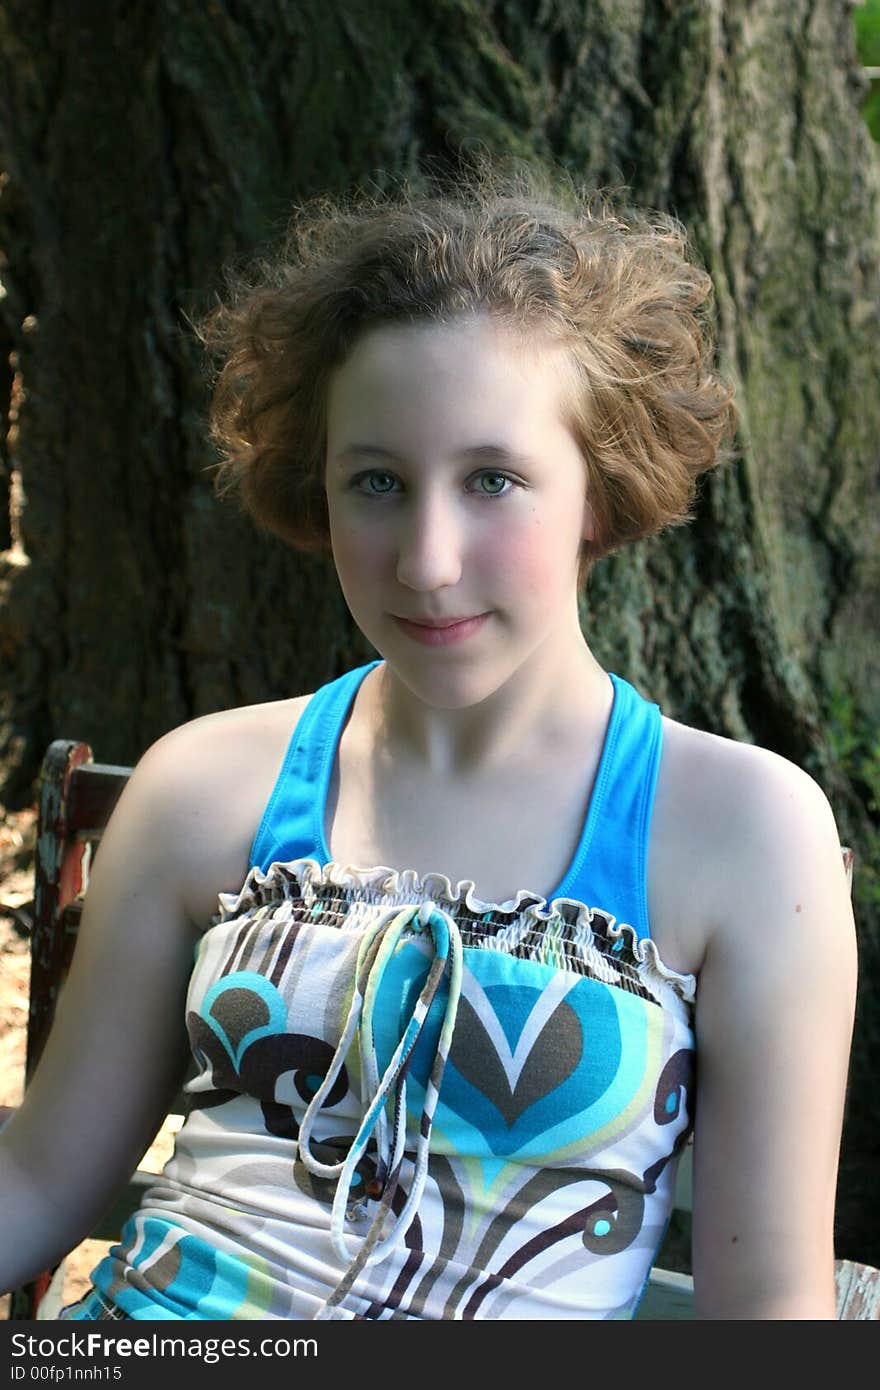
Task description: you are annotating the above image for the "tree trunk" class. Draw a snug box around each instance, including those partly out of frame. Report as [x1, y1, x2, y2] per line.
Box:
[1, 0, 878, 1260]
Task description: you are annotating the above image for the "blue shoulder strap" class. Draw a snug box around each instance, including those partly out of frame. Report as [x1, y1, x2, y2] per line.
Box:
[249, 661, 382, 874]
[550, 673, 663, 941]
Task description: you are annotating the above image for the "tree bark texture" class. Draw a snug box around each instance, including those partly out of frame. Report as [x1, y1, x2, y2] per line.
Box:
[0, 0, 878, 1258]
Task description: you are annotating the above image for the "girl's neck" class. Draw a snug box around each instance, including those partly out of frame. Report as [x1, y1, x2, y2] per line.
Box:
[366, 631, 611, 778]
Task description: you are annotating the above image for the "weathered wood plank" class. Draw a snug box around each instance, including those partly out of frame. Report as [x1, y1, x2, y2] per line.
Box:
[638, 1258, 880, 1320]
[836, 1258, 880, 1320]
[636, 1268, 695, 1320]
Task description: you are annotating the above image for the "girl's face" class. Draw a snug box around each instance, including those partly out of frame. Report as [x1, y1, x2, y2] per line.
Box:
[324, 314, 593, 709]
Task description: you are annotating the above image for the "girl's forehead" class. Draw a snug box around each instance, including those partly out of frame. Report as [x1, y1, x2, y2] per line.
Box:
[325, 316, 583, 465]
[328, 314, 578, 416]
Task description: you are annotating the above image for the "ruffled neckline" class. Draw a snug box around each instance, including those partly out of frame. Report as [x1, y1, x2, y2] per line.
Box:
[213, 856, 697, 1006]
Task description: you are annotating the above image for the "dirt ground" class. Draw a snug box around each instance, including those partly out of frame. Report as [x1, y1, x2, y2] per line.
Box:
[0, 804, 179, 1320]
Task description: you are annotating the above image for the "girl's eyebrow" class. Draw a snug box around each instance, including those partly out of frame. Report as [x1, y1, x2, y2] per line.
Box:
[332, 443, 537, 468]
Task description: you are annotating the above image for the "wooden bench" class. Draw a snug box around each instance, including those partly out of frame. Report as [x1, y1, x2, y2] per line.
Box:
[6, 740, 178, 1319]
[5, 739, 880, 1319]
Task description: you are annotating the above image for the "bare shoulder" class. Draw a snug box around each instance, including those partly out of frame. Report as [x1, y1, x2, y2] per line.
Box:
[659, 715, 840, 827]
[662, 719, 858, 1316]
[132, 691, 314, 928]
[649, 716, 852, 974]
[144, 692, 313, 794]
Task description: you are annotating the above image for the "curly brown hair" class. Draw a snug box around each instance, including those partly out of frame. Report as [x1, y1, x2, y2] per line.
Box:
[199, 158, 736, 576]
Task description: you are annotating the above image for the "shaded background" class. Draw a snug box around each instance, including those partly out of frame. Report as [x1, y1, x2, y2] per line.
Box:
[0, 0, 878, 1267]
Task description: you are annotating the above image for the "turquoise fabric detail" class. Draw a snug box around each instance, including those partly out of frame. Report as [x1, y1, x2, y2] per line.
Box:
[368, 942, 656, 1166]
[85, 1218, 276, 1320]
[200, 972, 289, 1071]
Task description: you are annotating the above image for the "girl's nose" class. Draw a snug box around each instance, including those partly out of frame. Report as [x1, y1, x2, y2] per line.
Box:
[395, 493, 463, 592]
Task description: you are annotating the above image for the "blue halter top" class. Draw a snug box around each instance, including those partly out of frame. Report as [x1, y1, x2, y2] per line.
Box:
[250, 660, 664, 941]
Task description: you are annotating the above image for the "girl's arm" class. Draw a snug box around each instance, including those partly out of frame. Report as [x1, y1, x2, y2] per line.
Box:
[0, 731, 204, 1294]
[691, 749, 858, 1319]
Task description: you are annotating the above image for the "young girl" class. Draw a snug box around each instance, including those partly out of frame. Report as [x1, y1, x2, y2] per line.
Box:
[0, 163, 857, 1320]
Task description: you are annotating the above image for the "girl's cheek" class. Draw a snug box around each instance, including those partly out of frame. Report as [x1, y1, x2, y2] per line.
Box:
[494, 516, 573, 586]
[330, 522, 385, 575]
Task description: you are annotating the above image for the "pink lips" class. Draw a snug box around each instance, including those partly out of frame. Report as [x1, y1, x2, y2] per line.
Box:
[391, 613, 489, 646]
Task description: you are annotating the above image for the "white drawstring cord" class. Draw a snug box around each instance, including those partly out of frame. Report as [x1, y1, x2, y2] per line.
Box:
[297, 899, 462, 1319]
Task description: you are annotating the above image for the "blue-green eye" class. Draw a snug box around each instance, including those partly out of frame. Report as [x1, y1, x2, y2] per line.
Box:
[475, 472, 512, 496]
[354, 471, 397, 495]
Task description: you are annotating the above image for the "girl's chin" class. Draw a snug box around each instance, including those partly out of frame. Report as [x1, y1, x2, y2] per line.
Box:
[377, 658, 515, 712]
